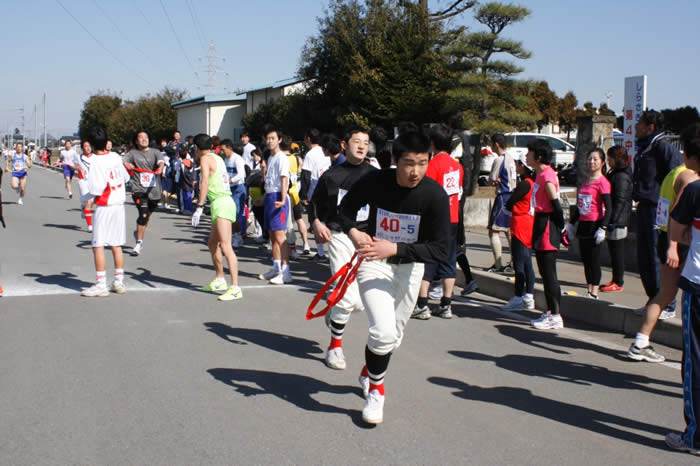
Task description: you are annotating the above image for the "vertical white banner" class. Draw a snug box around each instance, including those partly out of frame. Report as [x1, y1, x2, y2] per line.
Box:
[623, 75, 647, 158]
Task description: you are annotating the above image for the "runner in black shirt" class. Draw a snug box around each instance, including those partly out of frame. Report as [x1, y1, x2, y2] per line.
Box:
[338, 130, 449, 424]
[311, 127, 376, 371]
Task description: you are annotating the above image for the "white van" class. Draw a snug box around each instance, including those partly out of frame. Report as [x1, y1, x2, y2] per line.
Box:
[504, 133, 576, 169]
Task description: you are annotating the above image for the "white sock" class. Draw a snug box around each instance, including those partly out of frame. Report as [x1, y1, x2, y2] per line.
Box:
[634, 332, 650, 348]
[273, 260, 282, 272]
[114, 268, 124, 284]
[214, 276, 226, 283]
[96, 271, 107, 287]
[317, 243, 325, 257]
[282, 264, 290, 273]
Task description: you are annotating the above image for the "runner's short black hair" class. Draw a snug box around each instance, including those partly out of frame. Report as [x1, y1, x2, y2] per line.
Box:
[321, 134, 341, 156]
[369, 126, 388, 148]
[264, 126, 282, 139]
[280, 134, 292, 151]
[429, 124, 453, 153]
[639, 110, 664, 131]
[193, 133, 212, 150]
[490, 133, 506, 149]
[88, 125, 108, 151]
[343, 126, 369, 142]
[305, 128, 322, 144]
[527, 138, 553, 164]
[392, 131, 430, 161]
[681, 123, 700, 159]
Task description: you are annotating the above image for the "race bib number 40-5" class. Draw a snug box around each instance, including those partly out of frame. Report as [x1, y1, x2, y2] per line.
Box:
[140, 172, 156, 188]
[375, 208, 420, 243]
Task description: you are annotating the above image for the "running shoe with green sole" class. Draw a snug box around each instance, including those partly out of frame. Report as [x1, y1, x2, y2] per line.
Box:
[202, 279, 228, 293]
[218, 286, 243, 301]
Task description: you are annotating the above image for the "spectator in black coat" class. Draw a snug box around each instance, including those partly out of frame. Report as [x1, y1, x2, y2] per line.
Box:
[601, 146, 633, 292]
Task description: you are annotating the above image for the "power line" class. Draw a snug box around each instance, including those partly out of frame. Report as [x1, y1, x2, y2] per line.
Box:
[185, 0, 206, 51]
[91, 0, 148, 58]
[159, 0, 197, 78]
[54, 0, 153, 86]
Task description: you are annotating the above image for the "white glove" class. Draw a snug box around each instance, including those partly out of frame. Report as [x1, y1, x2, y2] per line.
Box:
[566, 223, 576, 241]
[191, 207, 203, 227]
[594, 227, 606, 245]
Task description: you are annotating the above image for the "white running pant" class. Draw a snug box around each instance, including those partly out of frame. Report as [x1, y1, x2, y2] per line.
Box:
[327, 231, 364, 324]
[78, 179, 92, 204]
[357, 259, 424, 355]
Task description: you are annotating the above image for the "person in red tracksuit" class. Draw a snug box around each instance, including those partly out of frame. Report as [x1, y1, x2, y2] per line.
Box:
[501, 153, 536, 311]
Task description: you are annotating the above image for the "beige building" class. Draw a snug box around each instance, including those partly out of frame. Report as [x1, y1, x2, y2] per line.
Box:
[171, 77, 307, 140]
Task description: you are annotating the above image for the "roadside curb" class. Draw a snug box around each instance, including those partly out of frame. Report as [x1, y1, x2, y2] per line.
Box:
[456, 268, 682, 350]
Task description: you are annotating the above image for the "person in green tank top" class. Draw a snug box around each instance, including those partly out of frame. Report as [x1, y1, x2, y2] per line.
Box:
[191, 133, 242, 302]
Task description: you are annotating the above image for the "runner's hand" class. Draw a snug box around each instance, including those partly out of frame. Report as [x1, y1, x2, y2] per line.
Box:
[312, 220, 332, 244]
[594, 228, 606, 245]
[349, 228, 372, 250]
[361, 238, 397, 261]
[666, 246, 680, 269]
[191, 207, 203, 227]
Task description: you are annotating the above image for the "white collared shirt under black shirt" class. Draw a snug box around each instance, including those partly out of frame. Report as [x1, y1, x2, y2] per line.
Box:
[339, 169, 450, 264]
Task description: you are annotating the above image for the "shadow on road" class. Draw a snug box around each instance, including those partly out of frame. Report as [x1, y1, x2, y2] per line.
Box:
[449, 350, 681, 397]
[126, 267, 199, 291]
[39, 195, 67, 200]
[428, 376, 670, 449]
[43, 223, 82, 231]
[493, 324, 624, 358]
[207, 368, 368, 426]
[204, 322, 324, 362]
[24, 272, 91, 291]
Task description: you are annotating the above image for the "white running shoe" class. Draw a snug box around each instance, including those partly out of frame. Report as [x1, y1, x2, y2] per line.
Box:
[531, 313, 564, 330]
[81, 283, 109, 297]
[523, 293, 535, 310]
[17, 197, 23, 205]
[411, 305, 431, 320]
[362, 389, 385, 424]
[133, 241, 143, 255]
[359, 375, 370, 398]
[269, 271, 292, 285]
[88, 225, 93, 232]
[659, 308, 676, 320]
[325, 347, 346, 370]
[502, 296, 525, 311]
[258, 268, 278, 281]
[110, 280, 126, 294]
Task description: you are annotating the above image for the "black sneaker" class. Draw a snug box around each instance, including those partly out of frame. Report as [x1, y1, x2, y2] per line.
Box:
[310, 254, 328, 262]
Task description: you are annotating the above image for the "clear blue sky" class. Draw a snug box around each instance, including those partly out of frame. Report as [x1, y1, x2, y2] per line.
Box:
[1, 0, 698, 138]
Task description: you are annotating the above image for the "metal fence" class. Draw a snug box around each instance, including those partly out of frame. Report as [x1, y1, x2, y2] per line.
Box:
[602, 134, 682, 153]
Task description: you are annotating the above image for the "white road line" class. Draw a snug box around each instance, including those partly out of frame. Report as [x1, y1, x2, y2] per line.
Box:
[1, 282, 305, 297]
[458, 295, 681, 371]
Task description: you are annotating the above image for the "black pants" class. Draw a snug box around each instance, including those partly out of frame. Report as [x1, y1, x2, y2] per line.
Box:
[579, 237, 602, 286]
[512, 235, 534, 296]
[606, 238, 625, 285]
[252, 204, 268, 240]
[535, 250, 560, 315]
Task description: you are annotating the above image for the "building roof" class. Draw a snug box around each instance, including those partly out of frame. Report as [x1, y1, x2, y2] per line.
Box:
[239, 76, 305, 94]
[171, 91, 247, 108]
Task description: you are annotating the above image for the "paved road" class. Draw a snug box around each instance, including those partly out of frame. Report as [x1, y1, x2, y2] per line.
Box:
[0, 167, 693, 465]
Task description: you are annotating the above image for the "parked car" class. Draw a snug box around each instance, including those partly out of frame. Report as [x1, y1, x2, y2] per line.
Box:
[504, 133, 576, 169]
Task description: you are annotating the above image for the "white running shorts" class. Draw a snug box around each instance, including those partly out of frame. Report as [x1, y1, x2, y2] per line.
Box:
[92, 204, 126, 247]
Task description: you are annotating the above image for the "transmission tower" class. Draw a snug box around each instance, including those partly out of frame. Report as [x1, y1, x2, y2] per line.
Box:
[196, 40, 229, 94]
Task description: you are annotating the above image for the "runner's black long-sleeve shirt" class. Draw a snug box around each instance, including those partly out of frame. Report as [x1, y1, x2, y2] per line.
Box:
[311, 160, 377, 231]
[339, 169, 450, 264]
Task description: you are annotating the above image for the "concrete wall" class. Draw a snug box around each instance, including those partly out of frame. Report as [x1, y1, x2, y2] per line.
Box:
[176, 104, 206, 138]
[209, 102, 245, 139]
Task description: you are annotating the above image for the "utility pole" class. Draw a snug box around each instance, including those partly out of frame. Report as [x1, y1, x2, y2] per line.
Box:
[197, 40, 228, 94]
[43, 92, 47, 148]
